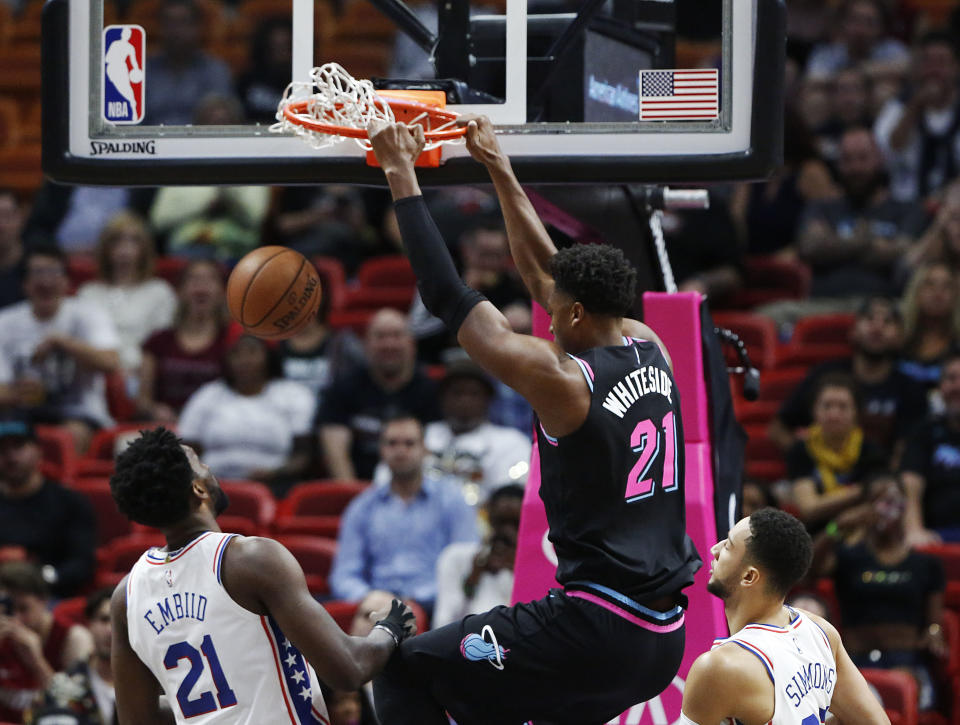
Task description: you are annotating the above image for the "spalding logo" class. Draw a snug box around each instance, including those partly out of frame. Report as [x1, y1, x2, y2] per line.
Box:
[273, 275, 319, 330]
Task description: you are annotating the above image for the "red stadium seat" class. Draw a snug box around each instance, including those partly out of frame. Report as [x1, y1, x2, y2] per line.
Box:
[96, 533, 165, 589]
[733, 399, 780, 429]
[323, 600, 358, 632]
[753, 367, 808, 404]
[343, 285, 415, 313]
[722, 256, 811, 310]
[273, 515, 342, 539]
[34, 424, 78, 485]
[312, 256, 348, 312]
[357, 255, 416, 288]
[743, 435, 786, 482]
[78, 423, 168, 479]
[0, 546, 26, 563]
[281, 480, 369, 518]
[404, 598, 430, 633]
[916, 544, 960, 610]
[942, 609, 960, 678]
[220, 480, 277, 531]
[861, 669, 918, 725]
[813, 578, 841, 627]
[66, 255, 97, 292]
[328, 308, 375, 334]
[153, 257, 189, 287]
[916, 544, 960, 579]
[72, 478, 133, 547]
[105, 370, 137, 422]
[775, 343, 851, 369]
[792, 313, 857, 347]
[275, 535, 337, 596]
[712, 311, 778, 369]
[52, 596, 87, 627]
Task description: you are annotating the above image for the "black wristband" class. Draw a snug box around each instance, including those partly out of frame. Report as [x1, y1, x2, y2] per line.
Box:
[393, 195, 487, 333]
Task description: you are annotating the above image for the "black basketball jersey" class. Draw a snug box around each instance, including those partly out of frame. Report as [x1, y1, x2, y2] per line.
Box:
[537, 336, 702, 602]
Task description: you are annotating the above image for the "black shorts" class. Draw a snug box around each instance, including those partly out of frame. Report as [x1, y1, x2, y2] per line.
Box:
[373, 584, 686, 725]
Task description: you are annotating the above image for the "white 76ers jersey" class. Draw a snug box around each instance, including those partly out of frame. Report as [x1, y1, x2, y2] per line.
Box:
[712, 608, 836, 725]
[126, 532, 329, 724]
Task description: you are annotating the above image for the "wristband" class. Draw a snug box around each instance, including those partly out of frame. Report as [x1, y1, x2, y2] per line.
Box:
[373, 623, 400, 647]
[825, 521, 840, 540]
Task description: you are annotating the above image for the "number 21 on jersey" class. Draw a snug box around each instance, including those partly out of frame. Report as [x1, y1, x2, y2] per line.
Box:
[625, 411, 678, 502]
[165, 634, 237, 718]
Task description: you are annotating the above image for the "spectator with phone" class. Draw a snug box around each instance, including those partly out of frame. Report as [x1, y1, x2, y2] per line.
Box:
[0, 563, 93, 723]
[432, 484, 523, 628]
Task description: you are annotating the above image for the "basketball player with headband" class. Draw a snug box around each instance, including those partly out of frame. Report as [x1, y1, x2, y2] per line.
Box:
[680, 508, 889, 725]
[366, 117, 701, 724]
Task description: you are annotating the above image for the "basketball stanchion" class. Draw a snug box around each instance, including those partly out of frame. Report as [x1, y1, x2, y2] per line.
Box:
[270, 63, 467, 168]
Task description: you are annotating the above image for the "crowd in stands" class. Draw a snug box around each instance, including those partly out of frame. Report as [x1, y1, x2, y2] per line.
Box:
[4, 0, 960, 722]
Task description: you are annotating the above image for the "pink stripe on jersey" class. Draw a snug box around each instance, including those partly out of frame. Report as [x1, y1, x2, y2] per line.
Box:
[567, 590, 685, 633]
[539, 422, 559, 447]
[260, 616, 299, 725]
[574, 356, 595, 380]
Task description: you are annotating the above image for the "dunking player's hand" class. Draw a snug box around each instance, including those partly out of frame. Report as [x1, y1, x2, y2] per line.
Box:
[373, 598, 418, 646]
[459, 114, 507, 169]
[368, 120, 425, 179]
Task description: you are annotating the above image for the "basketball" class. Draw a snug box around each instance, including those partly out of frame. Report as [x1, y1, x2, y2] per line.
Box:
[129, 69, 143, 83]
[226, 246, 322, 340]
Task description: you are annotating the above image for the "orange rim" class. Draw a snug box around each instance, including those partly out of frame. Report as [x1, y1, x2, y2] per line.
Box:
[282, 96, 467, 141]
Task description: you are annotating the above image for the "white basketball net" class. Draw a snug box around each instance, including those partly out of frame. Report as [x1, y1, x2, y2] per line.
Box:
[271, 63, 459, 152]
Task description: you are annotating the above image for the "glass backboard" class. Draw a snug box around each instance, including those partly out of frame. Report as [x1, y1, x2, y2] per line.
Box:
[42, 0, 785, 185]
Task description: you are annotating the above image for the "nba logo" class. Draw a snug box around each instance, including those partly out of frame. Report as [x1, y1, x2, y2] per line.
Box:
[103, 25, 145, 124]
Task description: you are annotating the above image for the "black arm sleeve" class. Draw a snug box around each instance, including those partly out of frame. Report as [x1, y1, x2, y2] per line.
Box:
[393, 195, 486, 333]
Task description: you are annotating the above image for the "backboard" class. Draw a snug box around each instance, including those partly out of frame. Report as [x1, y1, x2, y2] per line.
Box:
[42, 0, 785, 186]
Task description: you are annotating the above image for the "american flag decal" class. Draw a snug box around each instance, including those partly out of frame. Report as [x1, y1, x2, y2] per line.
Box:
[639, 69, 719, 121]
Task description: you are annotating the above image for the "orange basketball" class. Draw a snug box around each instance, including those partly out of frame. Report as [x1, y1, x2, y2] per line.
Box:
[226, 246, 322, 340]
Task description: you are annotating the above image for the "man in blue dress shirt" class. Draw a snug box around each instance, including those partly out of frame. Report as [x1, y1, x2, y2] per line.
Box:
[331, 413, 478, 613]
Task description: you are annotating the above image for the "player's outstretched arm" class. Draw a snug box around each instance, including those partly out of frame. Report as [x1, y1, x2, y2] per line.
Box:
[456, 301, 589, 432]
[460, 115, 557, 308]
[457, 116, 674, 370]
[368, 121, 588, 433]
[801, 611, 890, 724]
[111, 579, 176, 725]
[221, 536, 415, 691]
[680, 645, 773, 725]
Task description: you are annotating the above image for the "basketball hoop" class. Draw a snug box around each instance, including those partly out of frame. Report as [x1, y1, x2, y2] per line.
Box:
[271, 63, 466, 155]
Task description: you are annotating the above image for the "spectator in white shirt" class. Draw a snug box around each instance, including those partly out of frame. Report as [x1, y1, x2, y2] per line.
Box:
[373, 359, 531, 504]
[425, 360, 531, 506]
[433, 484, 523, 628]
[77, 211, 176, 388]
[0, 247, 120, 453]
[177, 332, 315, 490]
